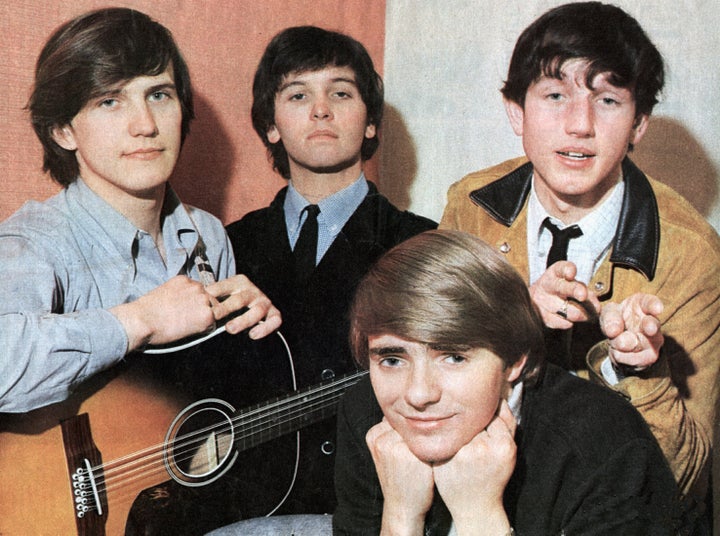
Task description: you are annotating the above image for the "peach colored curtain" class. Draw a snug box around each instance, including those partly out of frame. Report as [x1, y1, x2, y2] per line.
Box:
[0, 0, 385, 224]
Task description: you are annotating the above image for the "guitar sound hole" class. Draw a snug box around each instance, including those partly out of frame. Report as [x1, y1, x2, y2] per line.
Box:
[163, 398, 239, 487]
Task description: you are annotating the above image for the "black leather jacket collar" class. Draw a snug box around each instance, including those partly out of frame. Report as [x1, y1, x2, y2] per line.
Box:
[469, 157, 659, 280]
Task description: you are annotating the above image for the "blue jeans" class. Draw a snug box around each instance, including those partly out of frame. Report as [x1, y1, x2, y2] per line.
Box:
[206, 514, 332, 535]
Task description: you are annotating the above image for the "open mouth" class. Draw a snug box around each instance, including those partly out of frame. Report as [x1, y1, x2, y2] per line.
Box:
[557, 151, 593, 160]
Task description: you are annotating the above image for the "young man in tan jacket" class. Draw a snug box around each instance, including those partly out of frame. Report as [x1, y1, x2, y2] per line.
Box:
[441, 2, 719, 524]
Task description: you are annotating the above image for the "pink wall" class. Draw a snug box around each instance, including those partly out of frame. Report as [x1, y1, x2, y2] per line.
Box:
[0, 1, 386, 224]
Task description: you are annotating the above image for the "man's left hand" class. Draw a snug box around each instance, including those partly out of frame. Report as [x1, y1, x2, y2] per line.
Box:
[206, 274, 282, 339]
[600, 293, 664, 372]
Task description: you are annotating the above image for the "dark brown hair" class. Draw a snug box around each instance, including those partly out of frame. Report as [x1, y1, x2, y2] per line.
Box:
[251, 25, 383, 180]
[502, 2, 664, 118]
[28, 8, 194, 186]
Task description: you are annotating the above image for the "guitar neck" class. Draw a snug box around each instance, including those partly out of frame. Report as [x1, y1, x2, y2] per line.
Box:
[232, 370, 368, 452]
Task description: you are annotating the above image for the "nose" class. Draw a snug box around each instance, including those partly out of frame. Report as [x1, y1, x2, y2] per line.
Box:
[564, 97, 594, 137]
[404, 362, 441, 409]
[311, 96, 332, 121]
[129, 102, 159, 137]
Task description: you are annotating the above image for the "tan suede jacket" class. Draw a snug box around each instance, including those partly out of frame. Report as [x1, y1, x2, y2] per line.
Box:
[441, 156, 720, 500]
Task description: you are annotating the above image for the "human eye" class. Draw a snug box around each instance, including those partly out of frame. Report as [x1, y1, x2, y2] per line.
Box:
[443, 353, 467, 365]
[97, 97, 119, 109]
[148, 91, 170, 102]
[378, 355, 403, 368]
[288, 92, 306, 102]
[595, 94, 620, 107]
[545, 92, 563, 102]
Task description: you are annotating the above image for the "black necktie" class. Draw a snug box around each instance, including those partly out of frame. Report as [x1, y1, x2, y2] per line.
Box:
[543, 217, 583, 268]
[294, 204, 320, 283]
[542, 217, 583, 370]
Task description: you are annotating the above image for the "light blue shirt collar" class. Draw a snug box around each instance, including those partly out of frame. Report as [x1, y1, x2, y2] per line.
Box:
[70, 178, 200, 280]
[527, 176, 624, 284]
[285, 174, 369, 263]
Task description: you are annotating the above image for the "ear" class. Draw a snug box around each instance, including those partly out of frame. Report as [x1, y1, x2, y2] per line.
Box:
[503, 98, 525, 137]
[266, 125, 281, 144]
[364, 123, 377, 139]
[506, 354, 528, 383]
[51, 125, 78, 151]
[630, 114, 649, 146]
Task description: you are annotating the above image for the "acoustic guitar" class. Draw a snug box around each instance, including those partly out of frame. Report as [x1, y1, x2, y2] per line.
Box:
[0, 330, 366, 535]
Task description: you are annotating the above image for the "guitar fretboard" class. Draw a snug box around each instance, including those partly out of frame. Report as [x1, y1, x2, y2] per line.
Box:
[233, 370, 368, 452]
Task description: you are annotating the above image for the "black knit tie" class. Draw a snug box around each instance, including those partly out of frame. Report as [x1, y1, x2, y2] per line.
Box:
[543, 217, 583, 268]
[294, 204, 320, 283]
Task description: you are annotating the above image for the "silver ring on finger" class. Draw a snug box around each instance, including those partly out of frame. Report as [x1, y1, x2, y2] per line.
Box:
[556, 299, 569, 319]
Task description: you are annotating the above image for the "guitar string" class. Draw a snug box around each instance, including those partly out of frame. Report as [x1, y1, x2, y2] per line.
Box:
[96, 390, 351, 503]
[93, 370, 368, 496]
[83, 325, 298, 512]
[163, 389, 350, 472]
[92, 390, 350, 509]
[97, 374, 364, 492]
[95, 370, 365, 479]
[97, 388, 349, 493]
[100, 390, 351, 506]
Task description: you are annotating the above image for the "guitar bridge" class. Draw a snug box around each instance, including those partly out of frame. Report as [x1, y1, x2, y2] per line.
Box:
[61, 413, 107, 535]
[71, 459, 103, 518]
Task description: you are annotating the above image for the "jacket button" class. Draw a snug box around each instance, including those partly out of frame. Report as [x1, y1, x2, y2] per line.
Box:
[499, 242, 511, 254]
[321, 369, 335, 381]
[321, 441, 335, 455]
[594, 281, 605, 292]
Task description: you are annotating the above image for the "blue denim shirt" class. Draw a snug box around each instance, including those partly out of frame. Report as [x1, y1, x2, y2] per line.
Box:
[0, 179, 234, 412]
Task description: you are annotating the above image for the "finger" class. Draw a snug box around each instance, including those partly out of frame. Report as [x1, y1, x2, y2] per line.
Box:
[609, 349, 656, 371]
[610, 330, 642, 353]
[549, 272, 581, 297]
[366, 419, 399, 455]
[248, 306, 282, 339]
[639, 293, 664, 317]
[549, 278, 592, 310]
[223, 299, 281, 337]
[545, 310, 573, 330]
[540, 304, 573, 330]
[551, 260, 578, 282]
[564, 295, 600, 323]
[599, 302, 624, 338]
[365, 423, 383, 449]
[208, 295, 222, 316]
[210, 295, 248, 322]
[640, 314, 661, 338]
[555, 298, 570, 320]
[484, 416, 517, 454]
[494, 399, 517, 436]
[205, 274, 250, 299]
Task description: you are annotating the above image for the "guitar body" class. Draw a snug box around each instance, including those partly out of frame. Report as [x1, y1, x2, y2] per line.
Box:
[0, 331, 300, 536]
[0, 374, 182, 535]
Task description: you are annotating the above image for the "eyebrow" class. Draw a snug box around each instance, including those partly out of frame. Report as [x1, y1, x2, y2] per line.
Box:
[429, 343, 472, 352]
[97, 81, 177, 97]
[145, 82, 177, 95]
[278, 77, 358, 93]
[368, 345, 407, 357]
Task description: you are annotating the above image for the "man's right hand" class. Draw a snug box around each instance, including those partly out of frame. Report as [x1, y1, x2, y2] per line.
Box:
[366, 418, 434, 535]
[111, 276, 218, 352]
[530, 261, 600, 329]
